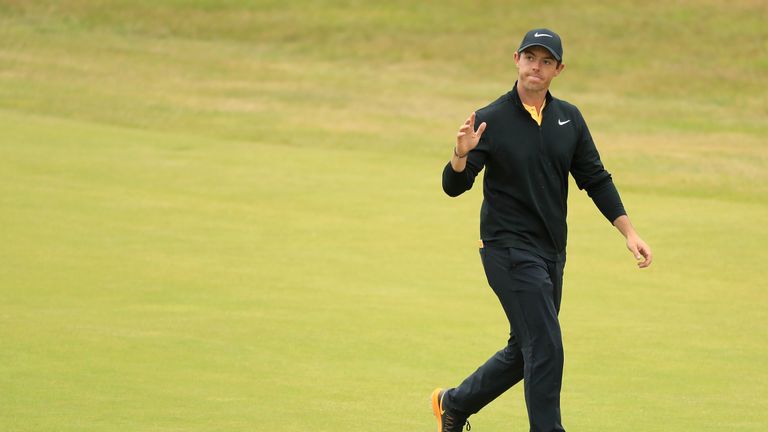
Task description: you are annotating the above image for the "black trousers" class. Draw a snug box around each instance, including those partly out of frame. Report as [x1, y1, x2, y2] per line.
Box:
[446, 246, 566, 432]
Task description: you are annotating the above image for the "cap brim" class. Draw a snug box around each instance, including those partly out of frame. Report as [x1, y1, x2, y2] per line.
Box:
[518, 43, 561, 61]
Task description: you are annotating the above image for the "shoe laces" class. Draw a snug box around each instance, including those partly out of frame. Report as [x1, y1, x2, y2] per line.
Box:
[444, 412, 471, 432]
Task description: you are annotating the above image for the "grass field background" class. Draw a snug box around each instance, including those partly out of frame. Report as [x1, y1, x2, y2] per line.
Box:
[1, 1, 767, 431]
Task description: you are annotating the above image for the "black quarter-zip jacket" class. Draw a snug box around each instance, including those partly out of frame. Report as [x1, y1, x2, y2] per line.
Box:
[442, 84, 626, 261]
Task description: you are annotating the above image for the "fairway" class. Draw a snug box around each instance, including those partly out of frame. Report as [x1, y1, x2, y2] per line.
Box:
[1, 1, 767, 431]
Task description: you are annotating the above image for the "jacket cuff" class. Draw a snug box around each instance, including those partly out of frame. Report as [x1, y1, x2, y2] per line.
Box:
[588, 180, 626, 223]
[442, 162, 471, 197]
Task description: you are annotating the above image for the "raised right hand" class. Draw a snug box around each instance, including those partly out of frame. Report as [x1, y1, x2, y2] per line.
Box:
[456, 112, 487, 157]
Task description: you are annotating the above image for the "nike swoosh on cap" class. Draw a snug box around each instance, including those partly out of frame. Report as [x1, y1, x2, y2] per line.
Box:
[558, 119, 571, 125]
[534, 32, 553, 38]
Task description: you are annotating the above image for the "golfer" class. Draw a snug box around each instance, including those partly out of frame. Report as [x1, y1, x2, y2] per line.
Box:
[431, 28, 652, 432]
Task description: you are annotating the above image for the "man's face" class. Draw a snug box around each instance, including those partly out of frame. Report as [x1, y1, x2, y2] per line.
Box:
[514, 46, 565, 93]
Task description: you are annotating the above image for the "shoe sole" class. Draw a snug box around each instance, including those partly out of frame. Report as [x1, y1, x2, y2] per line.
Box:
[431, 388, 444, 432]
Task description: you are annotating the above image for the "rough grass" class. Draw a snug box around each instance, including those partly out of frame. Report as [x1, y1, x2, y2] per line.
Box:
[1, 1, 767, 431]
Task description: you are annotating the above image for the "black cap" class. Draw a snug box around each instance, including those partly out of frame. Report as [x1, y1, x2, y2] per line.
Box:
[518, 28, 563, 61]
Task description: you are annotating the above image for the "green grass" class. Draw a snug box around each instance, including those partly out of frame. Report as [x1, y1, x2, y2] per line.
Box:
[1, 1, 767, 430]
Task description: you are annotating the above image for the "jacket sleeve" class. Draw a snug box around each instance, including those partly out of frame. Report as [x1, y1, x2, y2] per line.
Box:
[442, 115, 492, 197]
[570, 113, 627, 223]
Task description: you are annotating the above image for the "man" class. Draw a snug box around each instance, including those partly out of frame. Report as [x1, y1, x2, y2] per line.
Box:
[431, 28, 652, 432]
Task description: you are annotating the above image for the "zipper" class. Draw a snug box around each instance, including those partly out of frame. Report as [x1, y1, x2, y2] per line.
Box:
[536, 102, 563, 253]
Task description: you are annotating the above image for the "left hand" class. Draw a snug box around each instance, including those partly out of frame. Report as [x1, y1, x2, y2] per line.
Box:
[626, 235, 653, 268]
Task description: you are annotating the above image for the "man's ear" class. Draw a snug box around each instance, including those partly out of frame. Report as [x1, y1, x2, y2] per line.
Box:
[513, 51, 520, 67]
[554, 62, 565, 76]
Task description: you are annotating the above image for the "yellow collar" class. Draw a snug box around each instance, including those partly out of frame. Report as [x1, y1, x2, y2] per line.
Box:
[522, 100, 546, 126]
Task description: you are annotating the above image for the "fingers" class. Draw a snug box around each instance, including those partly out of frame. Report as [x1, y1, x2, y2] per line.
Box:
[456, 112, 486, 153]
[457, 124, 469, 142]
[476, 121, 487, 137]
[630, 241, 653, 269]
[459, 116, 485, 135]
[637, 244, 653, 268]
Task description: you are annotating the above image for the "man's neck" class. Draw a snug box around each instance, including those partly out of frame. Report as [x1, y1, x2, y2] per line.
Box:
[516, 83, 548, 111]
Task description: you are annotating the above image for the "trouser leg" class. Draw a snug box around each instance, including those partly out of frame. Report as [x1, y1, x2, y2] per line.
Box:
[447, 247, 566, 432]
[447, 331, 525, 416]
